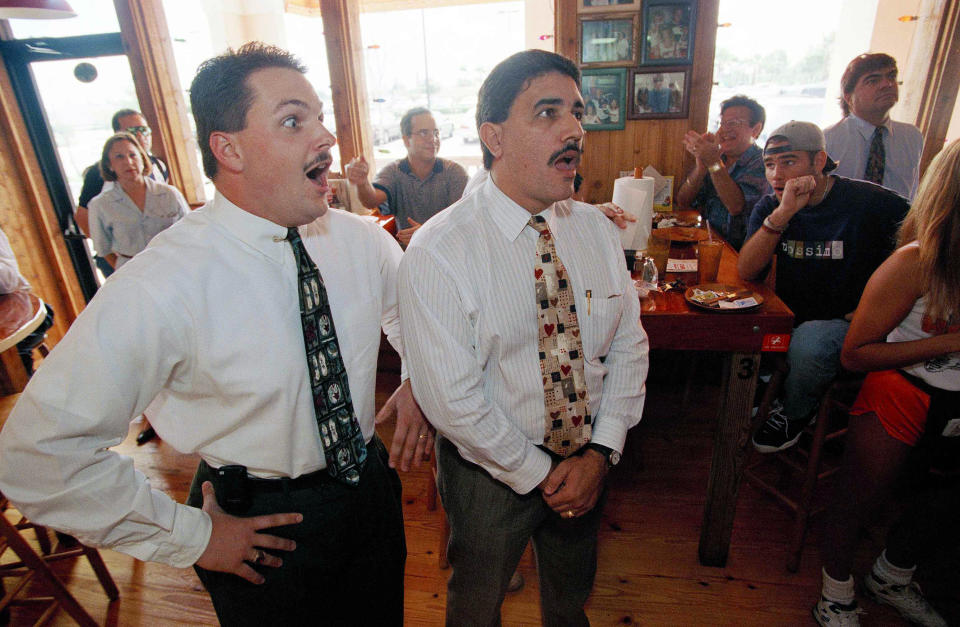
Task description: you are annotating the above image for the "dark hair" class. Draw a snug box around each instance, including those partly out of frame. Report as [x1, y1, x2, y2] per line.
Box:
[111, 108, 141, 132]
[720, 94, 765, 130]
[190, 42, 306, 179]
[839, 53, 897, 117]
[99, 132, 152, 182]
[401, 107, 431, 137]
[476, 49, 580, 169]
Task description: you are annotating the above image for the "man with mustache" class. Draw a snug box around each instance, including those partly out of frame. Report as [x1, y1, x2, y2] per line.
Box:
[0, 43, 429, 625]
[399, 50, 649, 625]
[824, 53, 923, 200]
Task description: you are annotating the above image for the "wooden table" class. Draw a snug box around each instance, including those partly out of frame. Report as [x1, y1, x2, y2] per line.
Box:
[0, 292, 45, 394]
[639, 230, 794, 567]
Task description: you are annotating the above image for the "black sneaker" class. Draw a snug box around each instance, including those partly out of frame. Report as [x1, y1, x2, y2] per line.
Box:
[752, 405, 808, 453]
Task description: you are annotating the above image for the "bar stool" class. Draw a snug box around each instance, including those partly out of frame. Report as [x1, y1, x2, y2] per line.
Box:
[744, 372, 863, 572]
[0, 495, 119, 626]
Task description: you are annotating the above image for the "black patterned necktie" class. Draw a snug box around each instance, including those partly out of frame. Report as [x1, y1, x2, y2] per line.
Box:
[864, 126, 885, 185]
[529, 216, 591, 457]
[287, 227, 366, 485]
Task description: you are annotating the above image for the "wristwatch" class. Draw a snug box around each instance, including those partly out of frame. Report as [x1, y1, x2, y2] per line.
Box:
[583, 443, 621, 468]
[707, 161, 724, 174]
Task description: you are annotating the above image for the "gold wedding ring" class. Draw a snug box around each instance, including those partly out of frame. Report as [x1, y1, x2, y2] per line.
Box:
[565, 510, 575, 519]
[418, 434, 428, 439]
[253, 549, 265, 564]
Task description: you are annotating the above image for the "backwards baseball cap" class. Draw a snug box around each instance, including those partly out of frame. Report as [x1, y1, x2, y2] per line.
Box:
[763, 120, 838, 172]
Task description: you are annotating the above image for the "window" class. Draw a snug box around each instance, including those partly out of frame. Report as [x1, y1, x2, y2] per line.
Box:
[359, 2, 528, 177]
[710, 0, 877, 141]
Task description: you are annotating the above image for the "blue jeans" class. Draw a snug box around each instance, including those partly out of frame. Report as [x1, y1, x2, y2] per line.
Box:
[437, 436, 603, 627]
[782, 318, 850, 422]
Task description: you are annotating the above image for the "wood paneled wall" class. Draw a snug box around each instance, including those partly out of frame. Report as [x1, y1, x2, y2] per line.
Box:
[0, 59, 84, 342]
[557, 0, 719, 205]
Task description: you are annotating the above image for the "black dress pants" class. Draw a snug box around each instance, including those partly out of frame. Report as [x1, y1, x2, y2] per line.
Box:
[187, 436, 406, 627]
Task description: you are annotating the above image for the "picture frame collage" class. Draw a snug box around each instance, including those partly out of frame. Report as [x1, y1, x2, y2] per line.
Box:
[577, 0, 696, 128]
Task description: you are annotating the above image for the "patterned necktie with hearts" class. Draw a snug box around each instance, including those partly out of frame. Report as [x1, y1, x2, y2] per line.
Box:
[864, 126, 885, 185]
[287, 227, 367, 485]
[529, 215, 591, 457]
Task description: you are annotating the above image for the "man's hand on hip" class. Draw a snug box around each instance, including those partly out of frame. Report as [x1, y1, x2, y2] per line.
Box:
[196, 481, 302, 584]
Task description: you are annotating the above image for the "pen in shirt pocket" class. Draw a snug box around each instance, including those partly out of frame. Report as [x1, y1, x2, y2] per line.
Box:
[586, 290, 591, 315]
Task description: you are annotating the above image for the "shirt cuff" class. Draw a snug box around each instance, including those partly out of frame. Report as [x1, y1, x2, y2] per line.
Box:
[589, 418, 629, 455]
[113, 504, 212, 569]
[505, 445, 553, 495]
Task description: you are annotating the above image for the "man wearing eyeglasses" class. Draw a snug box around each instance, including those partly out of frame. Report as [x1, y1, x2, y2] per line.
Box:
[677, 95, 770, 250]
[76, 109, 171, 274]
[345, 107, 468, 247]
[823, 53, 923, 201]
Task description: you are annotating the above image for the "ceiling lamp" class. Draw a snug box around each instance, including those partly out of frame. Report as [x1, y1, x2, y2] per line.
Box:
[0, 0, 77, 19]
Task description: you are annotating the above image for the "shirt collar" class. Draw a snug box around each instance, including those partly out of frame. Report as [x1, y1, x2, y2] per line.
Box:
[848, 112, 892, 139]
[733, 143, 761, 169]
[206, 192, 291, 264]
[398, 157, 444, 175]
[483, 175, 556, 242]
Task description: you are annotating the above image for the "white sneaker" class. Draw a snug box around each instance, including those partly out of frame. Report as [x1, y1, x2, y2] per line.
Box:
[813, 596, 863, 626]
[864, 572, 947, 627]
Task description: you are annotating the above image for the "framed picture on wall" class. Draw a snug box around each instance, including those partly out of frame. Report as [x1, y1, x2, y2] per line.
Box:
[578, 0, 641, 13]
[641, 0, 696, 65]
[578, 14, 638, 67]
[628, 66, 690, 120]
[581, 68, 627, 131]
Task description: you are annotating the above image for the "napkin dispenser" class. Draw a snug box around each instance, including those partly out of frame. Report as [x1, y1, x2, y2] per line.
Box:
[612, 175, 655, 251]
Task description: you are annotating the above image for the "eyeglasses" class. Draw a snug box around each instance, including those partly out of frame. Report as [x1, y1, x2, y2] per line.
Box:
[715, 118, 751, 130]
[412, 129, 440, 139]
[126, 126, 152, 136]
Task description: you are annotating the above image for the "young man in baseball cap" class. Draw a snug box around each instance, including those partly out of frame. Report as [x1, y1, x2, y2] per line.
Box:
[738, 121, 908, 453]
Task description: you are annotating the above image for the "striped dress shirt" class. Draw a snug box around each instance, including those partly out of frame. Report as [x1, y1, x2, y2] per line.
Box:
[399, 177, 649, 495]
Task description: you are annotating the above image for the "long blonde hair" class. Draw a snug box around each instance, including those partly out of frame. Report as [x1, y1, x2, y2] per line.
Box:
[897, 139, 960, 323]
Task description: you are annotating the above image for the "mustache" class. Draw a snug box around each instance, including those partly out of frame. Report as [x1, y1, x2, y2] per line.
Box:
[547, 143, 582, 166]
[303, 151, 331, 173]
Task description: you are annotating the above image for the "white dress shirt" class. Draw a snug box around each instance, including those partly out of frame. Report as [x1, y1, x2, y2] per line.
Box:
[823, 113, 923, 200]
[399, 178, 648, 495]
[88, 177, 189, 267]
[0, 226, 31, 293]
[0, 193, 405, 568]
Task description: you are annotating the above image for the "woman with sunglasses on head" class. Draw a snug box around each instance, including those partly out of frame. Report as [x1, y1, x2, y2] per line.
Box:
[813, 139, 960, 627]
[677, 95, 769, 250]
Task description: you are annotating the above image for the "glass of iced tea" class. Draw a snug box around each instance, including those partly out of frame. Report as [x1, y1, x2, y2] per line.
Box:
[697, 239, 724, 284]
[647, 232, 670, 277]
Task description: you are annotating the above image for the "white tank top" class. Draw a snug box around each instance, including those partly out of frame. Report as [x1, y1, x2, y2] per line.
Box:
[887, 295, 960, 391]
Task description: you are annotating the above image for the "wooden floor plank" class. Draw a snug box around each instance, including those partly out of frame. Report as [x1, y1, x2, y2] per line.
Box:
[1, 358, 955, 625]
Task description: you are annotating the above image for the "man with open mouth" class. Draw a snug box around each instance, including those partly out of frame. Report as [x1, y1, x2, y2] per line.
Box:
[0, 43, 430, 626]
[399, 49, 649, 626]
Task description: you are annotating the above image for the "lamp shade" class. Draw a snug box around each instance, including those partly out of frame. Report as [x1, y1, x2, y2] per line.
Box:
[0, 0, 76, 19]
